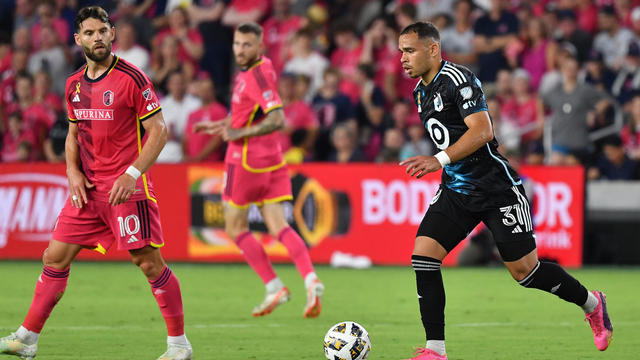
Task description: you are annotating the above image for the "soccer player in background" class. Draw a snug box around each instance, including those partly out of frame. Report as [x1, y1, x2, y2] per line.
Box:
[195, 22, 324, 318]
[397, 22, 613, 360]
[0, 7, 192, 360]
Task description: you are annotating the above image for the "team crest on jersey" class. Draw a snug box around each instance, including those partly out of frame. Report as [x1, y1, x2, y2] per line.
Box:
[434, 93, 443, 112]
[460, 86, 472, 100]
[103, 90, 114, 106]
[142, 88, 152, 101]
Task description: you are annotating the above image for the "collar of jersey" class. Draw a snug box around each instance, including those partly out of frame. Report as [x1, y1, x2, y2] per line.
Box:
[83, 54, 118, 83]
[418, 60, 447, 91]
[241, 57, 264, 72]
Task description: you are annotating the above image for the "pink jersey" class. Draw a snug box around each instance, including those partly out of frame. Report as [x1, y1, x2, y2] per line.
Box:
[65, 56, 162, 202]
[184, 102, 227, 161]
[227, 57, 285, 172]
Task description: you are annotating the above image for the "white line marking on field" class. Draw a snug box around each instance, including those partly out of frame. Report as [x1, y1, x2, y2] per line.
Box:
[0, 323, 281, 331]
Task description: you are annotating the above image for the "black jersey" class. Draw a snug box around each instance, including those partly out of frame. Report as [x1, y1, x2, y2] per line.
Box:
[413, 60, 521, 195]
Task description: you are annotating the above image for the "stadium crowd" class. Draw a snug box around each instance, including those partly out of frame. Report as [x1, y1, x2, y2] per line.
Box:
[1, 0, 640, 180]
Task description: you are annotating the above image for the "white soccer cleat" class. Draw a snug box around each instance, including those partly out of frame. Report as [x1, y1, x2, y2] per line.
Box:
[304, 279, 324, 318]
[156, 343, 192, 360]
[0, 333, 37, 360]
[252, 287, 291, 317]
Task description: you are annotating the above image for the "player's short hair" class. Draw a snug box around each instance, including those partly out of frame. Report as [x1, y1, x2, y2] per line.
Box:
[400, 21, 440, 43]
[236, 22, 263, 39]
[74, 6, 112, 33]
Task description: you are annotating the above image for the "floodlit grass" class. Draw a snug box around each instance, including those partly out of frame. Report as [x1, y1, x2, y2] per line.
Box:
[1, 261, 638, 359]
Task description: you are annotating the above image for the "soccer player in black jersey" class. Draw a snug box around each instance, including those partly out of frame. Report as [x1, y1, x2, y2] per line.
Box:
[397, 22, 613, 360]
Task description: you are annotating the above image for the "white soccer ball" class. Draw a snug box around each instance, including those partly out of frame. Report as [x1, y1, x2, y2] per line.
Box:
[323, 321, 371, 360]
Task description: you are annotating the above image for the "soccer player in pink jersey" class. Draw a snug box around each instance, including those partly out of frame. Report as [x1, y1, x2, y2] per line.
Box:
[0, 7, 192, 360]
[195, 22, 324, 318]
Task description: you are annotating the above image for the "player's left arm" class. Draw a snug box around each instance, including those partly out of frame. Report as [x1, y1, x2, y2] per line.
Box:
[109, 112, 167, 205]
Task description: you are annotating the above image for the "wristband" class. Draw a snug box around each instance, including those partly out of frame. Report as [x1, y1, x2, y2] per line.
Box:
[434, 151, 451, 167]
[125, 165, 142, 180]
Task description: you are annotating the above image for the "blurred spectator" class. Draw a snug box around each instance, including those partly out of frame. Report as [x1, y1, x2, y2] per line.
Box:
[611, 42, 640, 105]
[615, 0, 636, 28]
[312, 68, 355, 161]
[27, 25, 70, 95]
[0, 34, 10, 76]
[187, 0, 233, 100]
[1, 112, 35, 162]
[262, 0, 306, 75]
[183, 77, 227, 162]
[555, 9, 593, 64]
[441, 0, 478, 73]
[376, 127, 405, 163]
[359, 17, 400, 103]
[33, 70, 63, 114]
[593, 5, 635, 71]
[394, 2, 417, 32]
[14, 0, 37, 31]
[150, 35, 195, 95]
[114, 20, 150, 74]
[540, 52, 611, 165]
[354, 63, 386, 161]
[0, 50, 29, 114]
[330, 21, 362, 103]
[630, 6, 640, 39]
[473, 0, 519, 82]
[43, 114, 68, 163]
[278, 73, 318, 153]
[5, 72, 55, 156]
[387, 97, 419, 132]
[621, 94, 640, 160]
[328, 123, 365, 163]
[283, 128, 309, 164]
[588, 135, 640, 180]
[221, 0, 270, 27]
[509, 18, 557, 91]
[575, 0, 599, 35]
[400, 118, 432, 161]
[538, 42, 574, 98]
[31, 0, 70, 50]
[155, 7, 204, 72]
[12, 26, 32, 52]
[407, 0, 454, 22]
[494, 68, 513, 105]
[283, 27, 329, 99]
[501, 69, 541, 155]
[157, 71, 202, 163]
[582, 49, 615, 93]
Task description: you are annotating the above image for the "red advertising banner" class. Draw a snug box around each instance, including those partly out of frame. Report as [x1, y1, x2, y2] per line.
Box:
[0, 163, 584, 267]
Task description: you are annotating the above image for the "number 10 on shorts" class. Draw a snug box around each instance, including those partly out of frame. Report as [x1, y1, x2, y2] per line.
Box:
[118, 215, 141, 243]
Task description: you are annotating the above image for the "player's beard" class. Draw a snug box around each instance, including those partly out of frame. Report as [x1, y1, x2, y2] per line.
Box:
[236, 53, 259, 69]
[83, 42, 112, 62]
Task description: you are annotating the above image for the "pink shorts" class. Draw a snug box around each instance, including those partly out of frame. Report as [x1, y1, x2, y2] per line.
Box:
[222, 162, 293, 208]
[52, 197, 164, 254]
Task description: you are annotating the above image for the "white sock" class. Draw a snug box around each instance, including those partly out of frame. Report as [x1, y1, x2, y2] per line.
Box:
[581, 291, 599, 313]
[426, 340, 446, 355]
[167, 335, 190, 346]
[15, 326, 39, 346]
[304, 272, 318, 289]
[265, 277, 284, 294]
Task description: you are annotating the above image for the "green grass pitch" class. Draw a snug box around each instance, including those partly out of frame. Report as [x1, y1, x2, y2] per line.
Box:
[1, 261, 638, 359]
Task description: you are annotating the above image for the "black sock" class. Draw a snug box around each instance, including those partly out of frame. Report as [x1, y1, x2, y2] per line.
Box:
[412, 255, 445, 341]
[519, 261, 588, 306]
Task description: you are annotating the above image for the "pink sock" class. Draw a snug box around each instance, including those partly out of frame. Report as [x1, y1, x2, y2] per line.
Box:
[22, 266, 69, 333]
[278, 227, 314, 279]
[236, 231, 277, 284]
[149, 266, 184, 336]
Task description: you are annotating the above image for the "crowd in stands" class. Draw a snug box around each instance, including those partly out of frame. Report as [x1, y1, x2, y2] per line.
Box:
[1, 0, 640, 180]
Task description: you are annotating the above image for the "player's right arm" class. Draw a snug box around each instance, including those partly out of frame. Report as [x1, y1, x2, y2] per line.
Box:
[65, 122, 94, 208]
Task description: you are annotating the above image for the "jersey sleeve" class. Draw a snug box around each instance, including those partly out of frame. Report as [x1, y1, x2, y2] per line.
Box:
[247, 63, 283, 114]
[450, 72, 488, 119]
[65, 78, 77, 123]
[133, 77, 162, 121]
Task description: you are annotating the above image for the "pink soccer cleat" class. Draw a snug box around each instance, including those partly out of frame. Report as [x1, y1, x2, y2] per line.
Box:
[585, 290, 613, 351]
[403, 347, 448, 360]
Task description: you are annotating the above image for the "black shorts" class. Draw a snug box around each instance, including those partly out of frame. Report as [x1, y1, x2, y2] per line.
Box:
[416, 185, 536, 262]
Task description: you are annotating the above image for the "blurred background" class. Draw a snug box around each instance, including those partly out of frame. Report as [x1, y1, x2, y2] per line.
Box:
[0, 0, 639, 266]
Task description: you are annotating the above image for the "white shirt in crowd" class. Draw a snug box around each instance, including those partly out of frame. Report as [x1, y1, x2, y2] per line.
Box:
[157, 93, 202, 163]
[115, 45, 151, 75]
